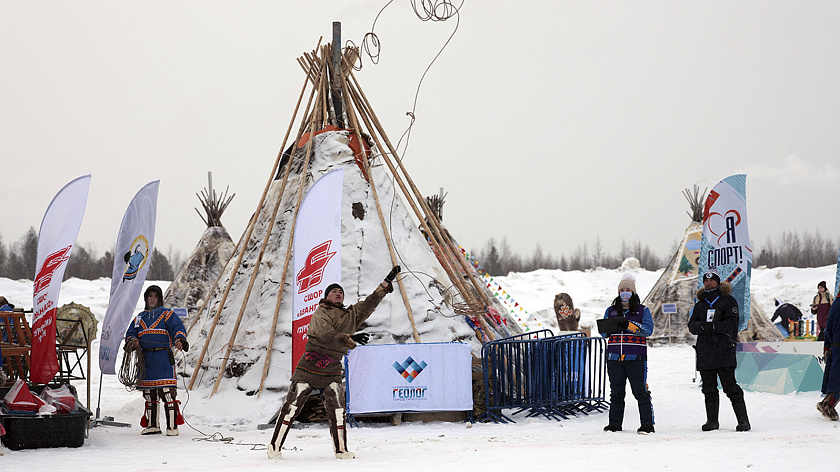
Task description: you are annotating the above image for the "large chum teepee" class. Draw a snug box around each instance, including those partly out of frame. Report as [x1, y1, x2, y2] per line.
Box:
[183, 28, 518, 399]
[644, 186, 781, 344]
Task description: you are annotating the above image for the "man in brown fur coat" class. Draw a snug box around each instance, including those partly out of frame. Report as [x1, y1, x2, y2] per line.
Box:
[268, 265, 400, 460]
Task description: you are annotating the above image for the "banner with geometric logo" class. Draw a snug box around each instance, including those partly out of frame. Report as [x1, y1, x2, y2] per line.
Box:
[292, 168, 343, 370]
[345, 343, 472, 414]
[98, 180, 159, 375]
[735, 351, 824, 394]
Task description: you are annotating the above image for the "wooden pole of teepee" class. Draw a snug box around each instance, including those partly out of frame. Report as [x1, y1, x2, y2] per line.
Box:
[255, 50, 328, 396]
[339, 57, 421, 344]
[189, 39, 323, 392]
[343, 67, 498, 329]
[343, 71, 495, 341]
[211, 85, 319, 396]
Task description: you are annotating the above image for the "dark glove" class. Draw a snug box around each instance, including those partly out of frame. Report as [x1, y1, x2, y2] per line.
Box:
[385, 265, 401, 282]
[616, 317, 629, 330]
[701, 321, 715, 333]
[351, 332, 370, 346]
[124, 251, 131, 263]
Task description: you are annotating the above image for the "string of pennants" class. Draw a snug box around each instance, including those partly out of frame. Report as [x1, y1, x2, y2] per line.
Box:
[457, 244, 541, 332]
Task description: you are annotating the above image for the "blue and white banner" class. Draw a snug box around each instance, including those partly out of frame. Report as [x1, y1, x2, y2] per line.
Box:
[345, 343, 472, 414]
[698, 174, 752, 331]
[98, 181, 159, 375]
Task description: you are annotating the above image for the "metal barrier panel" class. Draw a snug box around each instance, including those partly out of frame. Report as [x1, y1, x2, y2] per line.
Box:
[480, 332, 607, 423]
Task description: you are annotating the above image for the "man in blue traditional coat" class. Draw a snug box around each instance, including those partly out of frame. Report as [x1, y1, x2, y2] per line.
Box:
[125, 285, 189, 435]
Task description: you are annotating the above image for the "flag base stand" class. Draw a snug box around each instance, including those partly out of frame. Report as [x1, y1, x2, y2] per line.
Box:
[90, 372, 131, 428]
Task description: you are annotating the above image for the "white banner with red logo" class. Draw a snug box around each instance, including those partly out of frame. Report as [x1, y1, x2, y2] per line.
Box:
[292, 168, 344, 370]
[98, 181, 159, 375]
[345, 343, 473, 414]
[698, 174, 752, 331]
[31, 174, 91, 384]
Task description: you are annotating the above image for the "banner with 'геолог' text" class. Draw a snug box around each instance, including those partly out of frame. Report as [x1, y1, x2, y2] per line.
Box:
[345, 343, 472, 414]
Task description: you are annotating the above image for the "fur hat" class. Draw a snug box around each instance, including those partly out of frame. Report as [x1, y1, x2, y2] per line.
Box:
[703, 269, 721, 285]
[617, 274, 636, 294]
[818, 281, 827, 290]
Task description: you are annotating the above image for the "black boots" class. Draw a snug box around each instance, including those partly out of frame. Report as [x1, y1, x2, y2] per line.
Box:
[733, 401, 751, 432]
[702, 398, 719, 431]
[603, 424, 622, 432]
[637, 424, 655, 434]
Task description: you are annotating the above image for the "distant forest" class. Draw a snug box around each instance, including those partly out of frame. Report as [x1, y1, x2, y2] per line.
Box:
[0, 228, 836, 281]
[471, 230, 839, 276]
[0, 227, 184, 281]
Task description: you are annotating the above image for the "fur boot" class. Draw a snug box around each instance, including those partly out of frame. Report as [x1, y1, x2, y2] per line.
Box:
[162, 388, 184, 436]
[141, 390, 161, 435]
[817, 394, 839, 421]
[324, 382, 354, 459]
[267, 381, 312, 459]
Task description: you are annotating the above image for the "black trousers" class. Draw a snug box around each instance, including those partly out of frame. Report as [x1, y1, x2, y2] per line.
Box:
[606, 359, 654, 426]
[699, 367, 744, 403]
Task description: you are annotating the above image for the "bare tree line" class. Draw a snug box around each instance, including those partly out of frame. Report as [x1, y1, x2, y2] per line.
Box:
[472, 237, 665, 276]
[473, 229, 839, 277]
[754, 230, 839, 268]
[0, 228, 184, 282]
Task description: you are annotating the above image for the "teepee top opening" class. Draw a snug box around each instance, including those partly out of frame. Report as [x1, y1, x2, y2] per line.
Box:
[195, 171, 235, 228]
[683, 184, 707, 223]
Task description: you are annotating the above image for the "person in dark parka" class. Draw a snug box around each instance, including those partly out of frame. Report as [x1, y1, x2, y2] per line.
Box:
[688, 269, 750, 432]
[770, 299, 803, 337]
[817, 295, 840, 420]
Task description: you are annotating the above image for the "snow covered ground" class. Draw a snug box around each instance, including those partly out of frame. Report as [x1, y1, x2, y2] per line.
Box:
[1, 265, 838, 470]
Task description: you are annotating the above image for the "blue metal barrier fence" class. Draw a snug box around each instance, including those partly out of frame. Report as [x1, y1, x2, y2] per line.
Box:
[479, 330, 608, 423]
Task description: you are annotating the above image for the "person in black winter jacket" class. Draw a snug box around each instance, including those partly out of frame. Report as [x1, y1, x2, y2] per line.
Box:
[687, 269, 751, 432]
[770, 300, 803, 337]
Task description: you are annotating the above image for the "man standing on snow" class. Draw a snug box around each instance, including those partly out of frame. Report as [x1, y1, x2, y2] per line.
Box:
[268, 265, 400, 460]
[124, 285, 189, 436]
[688, 268, 750, 432]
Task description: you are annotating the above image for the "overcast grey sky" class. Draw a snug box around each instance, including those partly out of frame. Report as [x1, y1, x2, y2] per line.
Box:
[2, 1, 839, 267]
